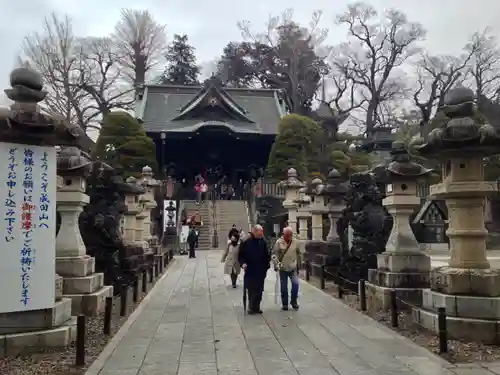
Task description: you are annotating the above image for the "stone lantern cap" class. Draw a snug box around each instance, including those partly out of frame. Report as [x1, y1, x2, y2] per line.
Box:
[56, 146, 92, 176]
[294, 186, 311, 206]
[318, 168, 348, 198]
[0, 65, 92, 150]
[386, 141, 432, 181]
[123, 176, 145, 195]
[278, 167, 306, 189]
[139, 165, 159, 187]
[415, 86, 500, 158]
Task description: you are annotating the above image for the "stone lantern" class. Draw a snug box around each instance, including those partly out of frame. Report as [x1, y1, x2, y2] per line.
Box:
[319, 168, 348, 244]
[122, 177, 146, 247]
[279, 168, 305, 233]
[294, 186, 311, 240]
[412, 87, 500, 343]
[0, 65, 92, 355]
[139, 166, 159, 250]
[366, 141, 432, 309]
[308, 178, 329, 241]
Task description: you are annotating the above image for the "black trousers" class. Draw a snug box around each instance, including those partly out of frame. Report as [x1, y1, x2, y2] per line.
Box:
[188, 243, 196, 258]
[230, 271, 238, 287]
[245, 275, 265, 312]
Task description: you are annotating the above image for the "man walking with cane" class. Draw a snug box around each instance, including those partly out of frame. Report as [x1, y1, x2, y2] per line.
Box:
[238, 225, 270, 314]
[272, 227, 303, 311]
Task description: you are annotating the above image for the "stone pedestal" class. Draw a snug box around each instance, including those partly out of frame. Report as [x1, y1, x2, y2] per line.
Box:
[414, 161, 500, 343]
[56, 157, 113, 316]
[367, 143, 432, 310]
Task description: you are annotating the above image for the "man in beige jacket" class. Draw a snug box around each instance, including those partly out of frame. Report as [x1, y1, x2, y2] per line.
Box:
[272, 227, 304, 311]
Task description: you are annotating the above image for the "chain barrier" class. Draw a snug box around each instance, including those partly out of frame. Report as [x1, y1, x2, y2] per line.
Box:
[303, 259, 448, 354]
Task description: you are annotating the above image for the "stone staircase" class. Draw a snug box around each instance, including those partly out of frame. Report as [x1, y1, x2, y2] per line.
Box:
[183, 200, 212, 250]
[216, 200, 251, 246]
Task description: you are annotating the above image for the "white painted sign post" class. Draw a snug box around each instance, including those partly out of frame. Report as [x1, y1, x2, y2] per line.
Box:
[0, 142, 56, 313]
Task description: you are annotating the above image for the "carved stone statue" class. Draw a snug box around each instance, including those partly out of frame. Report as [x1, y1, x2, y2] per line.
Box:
[336, 172, 392, 282]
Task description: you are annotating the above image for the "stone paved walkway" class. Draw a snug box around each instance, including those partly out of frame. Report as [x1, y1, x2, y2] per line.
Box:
[86, 251, 500, 375]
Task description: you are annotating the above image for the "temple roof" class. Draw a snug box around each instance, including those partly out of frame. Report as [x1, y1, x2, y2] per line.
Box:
[138, 80, 286, 135]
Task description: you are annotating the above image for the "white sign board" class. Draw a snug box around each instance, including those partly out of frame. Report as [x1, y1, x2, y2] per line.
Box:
[163, 200, 177, 230]
[0, 143, 56, 313]
[179, 225, 189, 244]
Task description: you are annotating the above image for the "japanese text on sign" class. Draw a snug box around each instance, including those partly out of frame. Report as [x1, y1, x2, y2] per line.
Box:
[0, 143, 56, 313]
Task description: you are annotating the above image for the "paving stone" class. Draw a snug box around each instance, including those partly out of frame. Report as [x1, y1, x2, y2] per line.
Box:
[89, 251, 467, 375]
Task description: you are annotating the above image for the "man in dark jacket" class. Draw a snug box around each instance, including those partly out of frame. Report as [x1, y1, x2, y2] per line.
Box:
[238, 225, 270, 314]
[187, 226, 198, 259]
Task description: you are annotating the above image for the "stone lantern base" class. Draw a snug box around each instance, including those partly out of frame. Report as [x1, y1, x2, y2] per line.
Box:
[366, 251, 431, 310]
[56, 255, 113, 316]
[412, 266, 500, 344]
[0, 276, 76, 357]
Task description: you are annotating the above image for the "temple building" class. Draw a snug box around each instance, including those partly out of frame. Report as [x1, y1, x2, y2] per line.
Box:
[135, 77, 287, 185]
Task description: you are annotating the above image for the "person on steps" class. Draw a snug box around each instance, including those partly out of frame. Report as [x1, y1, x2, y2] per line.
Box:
[238, 225, 270, 314]
[272, 226, 303, 311]
[228, 224, 239, 240]
[221, 232, 241, 288]
[187, 226, 198, 259]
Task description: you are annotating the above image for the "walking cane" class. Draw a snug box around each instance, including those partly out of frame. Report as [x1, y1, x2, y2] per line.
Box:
[243, 271, 247, 314]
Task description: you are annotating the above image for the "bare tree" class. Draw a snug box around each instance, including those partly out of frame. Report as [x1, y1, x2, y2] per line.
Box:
[413, 48, 475, 124]
[332, 2, 425, 133]
[237, 9, 329, 113]
[75, 37, 135, 119]
[467, 28, 500, 101]
[113, 9, 168, 86]
[21, 13, 92, 129]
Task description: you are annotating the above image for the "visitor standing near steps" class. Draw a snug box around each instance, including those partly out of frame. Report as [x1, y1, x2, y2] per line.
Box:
[272, 226, 303, 311]
[221, 231, 241, 288]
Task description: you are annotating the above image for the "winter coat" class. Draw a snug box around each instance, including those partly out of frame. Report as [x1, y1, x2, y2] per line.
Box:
[272, 237, 303, 272]
[221, 240, 241, 275]
[238, 234, 270, 279]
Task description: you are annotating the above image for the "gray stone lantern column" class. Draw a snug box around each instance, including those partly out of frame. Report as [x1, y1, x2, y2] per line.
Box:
[308, 178, 328, 241]
[279, 168, 305, 233]
[295, 186, 311, 240]
[56, 147, 113, 315]
[366, 141, 432, 310]
[412, 87, 500, 343]
[319, 168, 347, 244]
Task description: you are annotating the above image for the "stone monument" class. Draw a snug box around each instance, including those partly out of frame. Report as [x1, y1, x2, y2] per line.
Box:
[138, 166, 161, 265]
[366, 141, 432, 309]
[295, 186, 311, 240]
[56, 147, 113, 315]
[308, 178, 328, 241]
[279, 168, 305, 232]
[0, 65, 89, 356]
[412, 87, 500, 343]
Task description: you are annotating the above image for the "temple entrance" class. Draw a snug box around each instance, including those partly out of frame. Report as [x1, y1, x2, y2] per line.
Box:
[157, 127, 273, 198]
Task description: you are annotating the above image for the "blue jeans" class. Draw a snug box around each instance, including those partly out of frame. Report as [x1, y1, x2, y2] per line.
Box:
[279, 270, 299, 306]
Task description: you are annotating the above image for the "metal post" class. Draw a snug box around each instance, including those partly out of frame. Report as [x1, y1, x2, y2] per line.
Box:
[133, 275, 139, 303]
[305, 260, 310, 281]
[142, 271, 148, 293]
[75, 315, 86, 366]
[320, 265, 325, 290]
[390, 290, 398, 327]
[120, 286, 128, 317]
[149, 266, 154, 283]
[438, 307, 448, 354]
[103, 297, 113, 335]
[358, 279, 366, 311]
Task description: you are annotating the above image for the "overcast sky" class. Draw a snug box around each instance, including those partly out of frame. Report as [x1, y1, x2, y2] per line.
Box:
[1, 0, 499, 106]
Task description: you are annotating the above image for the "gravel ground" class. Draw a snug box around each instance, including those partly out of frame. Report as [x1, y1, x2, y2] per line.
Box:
[301, 272, 500, 364]
[0, 261, 172, 375]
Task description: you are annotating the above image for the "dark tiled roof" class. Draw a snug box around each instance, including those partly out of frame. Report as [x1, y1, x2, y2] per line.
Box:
[139, 84, 284, 135]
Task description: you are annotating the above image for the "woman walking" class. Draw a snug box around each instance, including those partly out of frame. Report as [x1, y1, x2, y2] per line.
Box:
[221, 233, 241, 288]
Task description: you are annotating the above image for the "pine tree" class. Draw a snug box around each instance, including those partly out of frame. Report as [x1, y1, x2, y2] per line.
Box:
[160, 34, 199, 85]
[93, 112, 157, 178]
